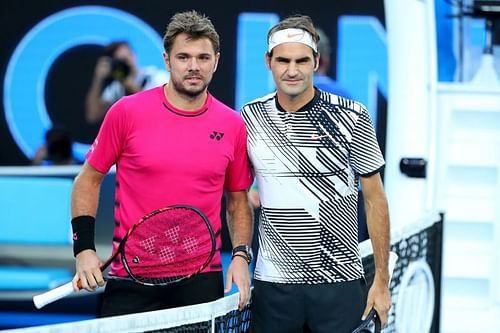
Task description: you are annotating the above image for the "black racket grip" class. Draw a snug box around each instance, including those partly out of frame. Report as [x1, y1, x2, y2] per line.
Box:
[351, 308, 381, 333]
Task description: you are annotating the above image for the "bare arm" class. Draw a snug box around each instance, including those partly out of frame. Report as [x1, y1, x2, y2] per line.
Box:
[85, 57, 112, 124]
[71, 162, 105, 217]
[71, 162, 107, 292]
[226, 191, 253, 247]
[224, 190, 253, 309]
[360, 172, 392, 326]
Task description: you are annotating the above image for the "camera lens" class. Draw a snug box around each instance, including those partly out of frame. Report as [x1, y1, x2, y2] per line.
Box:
[110, 59, 130, 80]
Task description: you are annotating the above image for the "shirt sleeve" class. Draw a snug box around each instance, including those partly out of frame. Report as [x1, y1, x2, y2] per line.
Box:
[349, 106, 385, 176]
[224, 119, 253, 192]
[86, 99, 128, 173]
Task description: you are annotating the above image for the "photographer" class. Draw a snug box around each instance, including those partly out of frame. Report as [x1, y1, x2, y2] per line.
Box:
[85, 41, 168, 124]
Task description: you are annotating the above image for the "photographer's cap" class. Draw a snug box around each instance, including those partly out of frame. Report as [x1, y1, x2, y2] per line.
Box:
[268, 28, 317, 53]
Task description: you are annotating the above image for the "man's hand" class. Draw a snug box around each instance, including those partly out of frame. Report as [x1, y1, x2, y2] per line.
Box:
[224, 256, 251, 310]
[73, 249, 104, 292]
[93, 57, 112, 81]
[362, 279, 392, 327]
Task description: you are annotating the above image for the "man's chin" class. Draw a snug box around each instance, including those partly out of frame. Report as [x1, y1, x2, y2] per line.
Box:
[172, 80, 208, 98]
[183, 83, 208, 97]
[281, 86, 302, 97]
[184, 87, 205, 98]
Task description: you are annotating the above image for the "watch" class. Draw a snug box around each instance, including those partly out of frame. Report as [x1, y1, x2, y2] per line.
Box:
[232, 244, 253, 264]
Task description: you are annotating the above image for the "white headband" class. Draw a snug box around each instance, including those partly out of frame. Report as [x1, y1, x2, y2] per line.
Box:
[268, 28, 317, 53]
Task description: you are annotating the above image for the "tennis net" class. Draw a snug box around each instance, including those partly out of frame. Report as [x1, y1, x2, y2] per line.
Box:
[360, 212, 443, 333]
[3, 291, 251, 333]
[3, 213, 443, 333]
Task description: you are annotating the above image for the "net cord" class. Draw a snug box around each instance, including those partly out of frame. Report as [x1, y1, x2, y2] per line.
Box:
[4, 291, 247, 333]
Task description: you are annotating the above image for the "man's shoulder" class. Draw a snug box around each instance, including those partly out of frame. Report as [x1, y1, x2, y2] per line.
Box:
[208, 94, 245, 123]
[241, 92, 276, 111]
[317, 89, 366, 115]
[209, 94, 236, 113]
[116, 86, 162, 108]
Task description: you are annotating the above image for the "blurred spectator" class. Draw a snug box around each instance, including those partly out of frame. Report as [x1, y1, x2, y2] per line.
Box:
[85, 41, 169, 124]
[314, 27, 351, 98]
[32, 126, 77, 165]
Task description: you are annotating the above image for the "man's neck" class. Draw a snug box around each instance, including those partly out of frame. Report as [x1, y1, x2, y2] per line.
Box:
[276, 86, 315, 113]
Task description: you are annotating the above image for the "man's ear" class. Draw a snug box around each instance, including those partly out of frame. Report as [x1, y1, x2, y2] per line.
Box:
[314, 53, 320, 71]
[265, 52, 271, 69]
[163, 52, 171, 71]
[213, 52, 220, 72]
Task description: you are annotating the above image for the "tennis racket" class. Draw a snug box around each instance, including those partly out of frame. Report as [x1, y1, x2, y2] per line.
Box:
[351, 251, 399, 333]
[33, 205, 216, 309]
[352, 308, 381, 333]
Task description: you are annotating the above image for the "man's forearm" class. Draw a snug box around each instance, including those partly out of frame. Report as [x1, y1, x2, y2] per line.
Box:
[365, 195, 390, 285]
[71, 164, 104, 218]
[226, 191, 253, 247]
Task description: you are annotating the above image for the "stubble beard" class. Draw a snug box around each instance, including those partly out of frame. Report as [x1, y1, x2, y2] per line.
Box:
[171, 77, 209, 99]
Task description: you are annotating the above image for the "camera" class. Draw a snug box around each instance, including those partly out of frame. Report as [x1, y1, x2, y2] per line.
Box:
[110, 58, 131, 81]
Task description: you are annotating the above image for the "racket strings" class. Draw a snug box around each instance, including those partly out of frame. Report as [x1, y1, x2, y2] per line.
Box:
[122, 207, 215, 284]
[126, 255, 210, 279]
[139, 235, 158, 254]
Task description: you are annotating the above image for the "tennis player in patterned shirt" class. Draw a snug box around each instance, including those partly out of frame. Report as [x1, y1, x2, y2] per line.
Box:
[241, 14, 392, 332]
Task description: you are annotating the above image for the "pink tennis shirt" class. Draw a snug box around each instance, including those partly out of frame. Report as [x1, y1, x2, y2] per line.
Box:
[86, 86, 252, 277]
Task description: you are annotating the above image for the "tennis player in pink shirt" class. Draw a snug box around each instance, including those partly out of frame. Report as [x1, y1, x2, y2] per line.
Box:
[70, 10, 253, 317]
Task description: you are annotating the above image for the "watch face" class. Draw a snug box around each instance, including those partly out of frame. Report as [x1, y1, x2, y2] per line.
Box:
[245, 246, 253, 261]
[247, 246, 253, 260]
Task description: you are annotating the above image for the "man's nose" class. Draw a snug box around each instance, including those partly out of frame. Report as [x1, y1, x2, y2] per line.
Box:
[188, 57, 200, 70]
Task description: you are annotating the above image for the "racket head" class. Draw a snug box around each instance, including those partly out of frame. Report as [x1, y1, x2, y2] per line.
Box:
[121, 205, 216, 286]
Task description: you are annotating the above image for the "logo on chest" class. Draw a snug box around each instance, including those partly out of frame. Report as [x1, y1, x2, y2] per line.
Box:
[209, 131, 224, 141]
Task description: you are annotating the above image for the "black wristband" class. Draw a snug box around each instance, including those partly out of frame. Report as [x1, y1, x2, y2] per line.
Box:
[71, 216, 96, 257]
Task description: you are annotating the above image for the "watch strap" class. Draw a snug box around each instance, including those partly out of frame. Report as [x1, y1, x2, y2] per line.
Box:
[232, 244, 252, 263]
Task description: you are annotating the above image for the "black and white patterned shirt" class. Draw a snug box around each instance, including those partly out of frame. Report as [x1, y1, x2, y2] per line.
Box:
[241, 89, 385, 284]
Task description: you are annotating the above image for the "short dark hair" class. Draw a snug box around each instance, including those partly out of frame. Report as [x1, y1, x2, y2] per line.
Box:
[316, 27, 331, 57]
[163, 10, 220, 55]
[267, 14, 319, 57]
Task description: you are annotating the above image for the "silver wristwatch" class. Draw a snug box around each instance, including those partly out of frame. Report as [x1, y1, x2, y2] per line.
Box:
[231, 244, 253, 264]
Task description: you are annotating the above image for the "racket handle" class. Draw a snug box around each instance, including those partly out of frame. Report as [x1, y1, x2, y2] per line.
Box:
[33, 281, 75, 309]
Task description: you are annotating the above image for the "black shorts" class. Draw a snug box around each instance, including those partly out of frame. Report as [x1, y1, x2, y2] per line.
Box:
[251, 279, 367, 333]
[100, 271, 223, 317]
